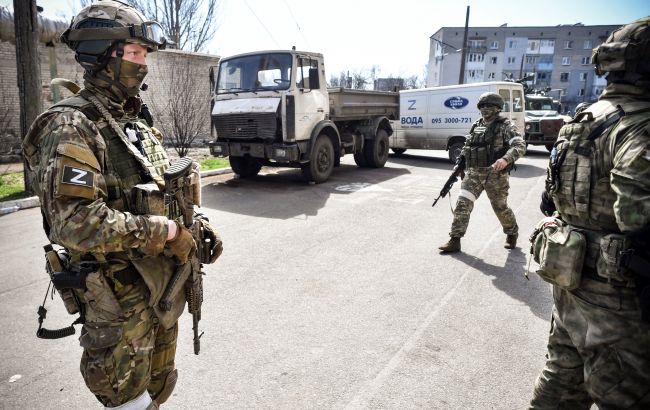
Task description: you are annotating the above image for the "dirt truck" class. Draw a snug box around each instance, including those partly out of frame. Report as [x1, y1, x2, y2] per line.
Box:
[523, 94, 568, 151]
[208, 50, 398, 183]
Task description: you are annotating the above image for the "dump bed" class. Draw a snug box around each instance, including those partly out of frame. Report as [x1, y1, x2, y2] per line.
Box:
[327, 88, 399, 121]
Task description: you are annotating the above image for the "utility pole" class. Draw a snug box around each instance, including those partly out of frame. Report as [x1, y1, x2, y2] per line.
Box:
[458, 5, 470, 85]
[13, 0, 42, 196]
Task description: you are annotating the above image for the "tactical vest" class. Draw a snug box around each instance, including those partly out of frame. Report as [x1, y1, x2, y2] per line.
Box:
[547, 98, 650, 233]
[50, 93, 170, 214]
[466, 118, 509, 168]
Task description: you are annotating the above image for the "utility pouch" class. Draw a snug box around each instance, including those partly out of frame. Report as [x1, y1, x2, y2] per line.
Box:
[44, 245, 81, 315]
[597, 233, 634, 282]
[83, 267, 123, 323]
[79, 321, 123, 349]
[530, 217, 586, 290]
[132, 182, 165, 215]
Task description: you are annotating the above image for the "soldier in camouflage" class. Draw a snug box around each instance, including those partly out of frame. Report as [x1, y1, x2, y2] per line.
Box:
[22, 1, 221, 408]
[438, 92, 526, 253]
[530, 17, 650, 408]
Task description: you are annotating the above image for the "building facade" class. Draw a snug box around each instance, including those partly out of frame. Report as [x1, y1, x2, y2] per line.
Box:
[427, 23, 620, 113]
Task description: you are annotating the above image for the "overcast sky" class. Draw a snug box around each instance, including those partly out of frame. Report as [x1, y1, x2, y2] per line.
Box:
[4, 0, 649, 80]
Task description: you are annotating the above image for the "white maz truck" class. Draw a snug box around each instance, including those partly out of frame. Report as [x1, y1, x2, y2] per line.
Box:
[208, 50, 398, 183]
[390, 81, 526, 163]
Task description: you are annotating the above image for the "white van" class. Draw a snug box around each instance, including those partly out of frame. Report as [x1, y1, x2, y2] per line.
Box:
[390, 81, 525, 163]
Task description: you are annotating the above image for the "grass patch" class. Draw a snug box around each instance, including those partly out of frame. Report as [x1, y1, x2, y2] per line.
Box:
[199, 157, 230, 170]
[0, 172, 28, 201]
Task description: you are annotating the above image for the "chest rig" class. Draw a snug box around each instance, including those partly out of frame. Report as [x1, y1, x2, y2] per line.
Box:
[466, 118, 508, 168]
[546, 99, 650, 232]
[52, 93, 172, 215]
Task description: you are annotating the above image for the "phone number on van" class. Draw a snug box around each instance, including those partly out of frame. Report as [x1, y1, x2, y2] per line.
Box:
[400, 116, 473, 127]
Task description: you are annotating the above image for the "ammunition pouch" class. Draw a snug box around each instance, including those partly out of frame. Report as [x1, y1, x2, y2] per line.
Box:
[530, 217, 586, 290]
[132, 183, 166, 216]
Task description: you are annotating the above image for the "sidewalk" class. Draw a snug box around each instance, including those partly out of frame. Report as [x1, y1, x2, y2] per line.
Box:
[0, 166, 233, 216]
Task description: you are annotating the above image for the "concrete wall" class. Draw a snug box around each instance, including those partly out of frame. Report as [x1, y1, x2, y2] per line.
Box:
[0, 40, 219, 151]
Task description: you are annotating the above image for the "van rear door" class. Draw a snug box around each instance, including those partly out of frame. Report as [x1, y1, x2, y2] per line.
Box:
[497, 85, 525, 132]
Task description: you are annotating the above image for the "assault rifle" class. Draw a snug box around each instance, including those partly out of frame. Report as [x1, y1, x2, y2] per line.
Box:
[432, 156, 465, 207]
[159, 157, 209, 355]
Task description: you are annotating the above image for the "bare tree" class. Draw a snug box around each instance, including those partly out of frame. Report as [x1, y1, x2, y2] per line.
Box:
[152, 59, 206, 157]
[128, 0, 220, 52]
[328, 74, 339, 88]
[405, 75, 419, 89]
[351, 71, 369, 90]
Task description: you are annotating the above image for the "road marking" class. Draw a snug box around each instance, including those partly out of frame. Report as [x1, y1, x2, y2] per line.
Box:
[335, 182, 392, 192]
[344, 174, 545, 409]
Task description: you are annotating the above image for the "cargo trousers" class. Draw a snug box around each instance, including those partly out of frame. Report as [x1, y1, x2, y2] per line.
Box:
[449, 167, 518, 238]
[79, 277, 178, 407]
[530, 277, 650, 409]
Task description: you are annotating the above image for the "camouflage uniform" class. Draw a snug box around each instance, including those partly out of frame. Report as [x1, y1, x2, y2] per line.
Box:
[449, 117, 526, 238]
[22, 1, 200, 408]
[530, 17, 650, 409]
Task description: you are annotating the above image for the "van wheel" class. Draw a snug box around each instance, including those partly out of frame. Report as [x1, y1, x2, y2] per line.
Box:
[364, 129, 389, 168]
[301, 134, 334, 183]
[448, 142, 464, 164]
[229, 156, 262, 177]
[391, 148, 406, 155]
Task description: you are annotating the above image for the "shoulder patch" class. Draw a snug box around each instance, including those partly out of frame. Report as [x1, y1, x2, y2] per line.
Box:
[61, 165, 95, 188]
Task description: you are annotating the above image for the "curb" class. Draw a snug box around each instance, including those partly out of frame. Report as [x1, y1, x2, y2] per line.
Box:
[0, 167, 233, 216]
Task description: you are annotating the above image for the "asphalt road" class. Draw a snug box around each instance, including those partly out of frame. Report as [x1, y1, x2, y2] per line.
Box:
[0, 146, 555, 410]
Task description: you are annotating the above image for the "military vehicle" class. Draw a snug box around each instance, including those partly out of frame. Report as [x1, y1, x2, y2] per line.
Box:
[523, 94, 567, 151]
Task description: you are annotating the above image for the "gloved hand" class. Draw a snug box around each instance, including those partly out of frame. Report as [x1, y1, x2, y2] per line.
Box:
[540, 191, 556, 216]
[166, 222, 196, 264]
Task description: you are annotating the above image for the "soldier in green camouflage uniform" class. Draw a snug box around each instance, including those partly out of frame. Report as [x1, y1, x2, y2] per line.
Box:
[439, 92, 526, 253]
[530, 17, 650, 409]
[22, 1, 221, 408]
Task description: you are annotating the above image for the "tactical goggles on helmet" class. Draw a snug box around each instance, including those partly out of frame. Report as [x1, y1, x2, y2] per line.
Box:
[64, 21, 167, 50]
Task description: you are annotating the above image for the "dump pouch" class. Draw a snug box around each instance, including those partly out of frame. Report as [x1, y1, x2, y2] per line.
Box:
[83, 267, 124, 323]
[531, 217, 587, 290]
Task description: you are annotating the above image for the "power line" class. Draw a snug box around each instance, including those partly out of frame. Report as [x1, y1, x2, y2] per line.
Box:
[243, 0, 280, 48]
[282, 0, 310, 49]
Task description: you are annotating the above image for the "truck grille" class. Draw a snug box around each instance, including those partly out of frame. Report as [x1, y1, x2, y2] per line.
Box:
[213, 113, 277, 140]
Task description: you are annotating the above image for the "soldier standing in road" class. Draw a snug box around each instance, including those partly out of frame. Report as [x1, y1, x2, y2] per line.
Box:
[22, 1, 221, 408]
[438, 93, 526, 253]
[530, 17, 650, 409]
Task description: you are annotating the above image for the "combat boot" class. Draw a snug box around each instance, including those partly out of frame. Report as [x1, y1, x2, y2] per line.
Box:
[505, 234, 518, 249]
[439, 237, 461, 253]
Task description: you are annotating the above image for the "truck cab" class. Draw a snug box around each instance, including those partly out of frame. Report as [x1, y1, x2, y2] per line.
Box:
[209, 50, 397, 183]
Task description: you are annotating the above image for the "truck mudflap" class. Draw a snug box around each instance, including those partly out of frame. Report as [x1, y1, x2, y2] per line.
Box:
[209, 140, 302, 162]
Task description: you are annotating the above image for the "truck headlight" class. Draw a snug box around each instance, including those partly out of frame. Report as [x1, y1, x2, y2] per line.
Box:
[525, 123, 531, 131]
[214, 145, 223, 153]
[274, 148, 287, 158]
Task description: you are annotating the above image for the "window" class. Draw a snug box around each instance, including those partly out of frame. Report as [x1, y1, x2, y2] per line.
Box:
[468, 39, 485, 49]
[490, 41, 499, 49]
[564, 40, 573, 49]
[490, 56, 497, 64]
[581, 56, 591, 65]
[594, 87, 603, 96]
[512, 89, 523, 112]
[527, 40, 539, 53]
[468, 53, 484, 62]
[526, 55, 538, 64]
[560, 72, 569, 82]
[296, 57, 319, 89]
[498, 89, 511, 112]
[583, 40, 592, 49]
[580, 72, 588, 81]
[562, 56, 571, 65]
[579, 88, 585, 96]
[487, 72, 495, 79]
[507, 56, 516, 64]
[509, 40, 516, 49]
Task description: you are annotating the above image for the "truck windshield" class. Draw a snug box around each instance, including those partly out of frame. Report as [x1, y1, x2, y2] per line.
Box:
[525, 98, 554, 111]
[217, 53, 293, 94]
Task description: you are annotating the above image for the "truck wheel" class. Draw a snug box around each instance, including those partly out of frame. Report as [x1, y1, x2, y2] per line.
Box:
[301, 134, 334, 183]
[391, 148, 407, 155]
[364, 129, 389, 168]
[229, 156, 262, 178]
[354, 151, 369, 167]
[448, 142, 464, 163]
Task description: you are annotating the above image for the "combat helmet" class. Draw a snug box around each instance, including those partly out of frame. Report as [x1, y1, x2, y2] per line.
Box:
[592, 16, 650, 81]
[60, 0, 166, 72]
[477, 92, 504, 110]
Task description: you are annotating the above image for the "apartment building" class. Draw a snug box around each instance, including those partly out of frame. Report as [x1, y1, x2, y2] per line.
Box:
[427, 23, 620, 113]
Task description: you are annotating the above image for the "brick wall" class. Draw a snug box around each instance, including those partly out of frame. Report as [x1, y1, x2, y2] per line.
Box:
[0, 41, 219, 151]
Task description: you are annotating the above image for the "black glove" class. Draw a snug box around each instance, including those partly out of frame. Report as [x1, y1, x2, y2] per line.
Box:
[455, 155, 466, 170]
[540, 191, 556, 216]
